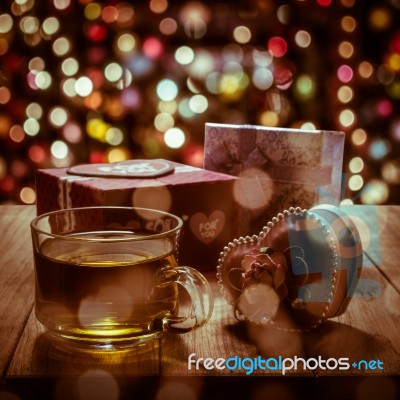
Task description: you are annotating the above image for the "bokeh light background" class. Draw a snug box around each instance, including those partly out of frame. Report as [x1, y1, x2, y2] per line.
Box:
[0, 0, 399, 206]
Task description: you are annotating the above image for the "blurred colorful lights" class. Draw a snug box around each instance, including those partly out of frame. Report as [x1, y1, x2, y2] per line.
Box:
[268, 37, 288, 58]
[164, 127, 186, 149]
[337, 65, 353, 83]
[0, 0, 398, 206]
[157, 79, 178, 102]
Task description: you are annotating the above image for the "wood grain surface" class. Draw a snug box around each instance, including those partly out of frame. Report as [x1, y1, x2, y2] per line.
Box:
[0, 206, 35, 380]
[0, 205, 399, 383]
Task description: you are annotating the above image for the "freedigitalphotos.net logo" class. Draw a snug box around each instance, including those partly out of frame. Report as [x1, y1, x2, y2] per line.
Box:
[188, 353, 384, 375]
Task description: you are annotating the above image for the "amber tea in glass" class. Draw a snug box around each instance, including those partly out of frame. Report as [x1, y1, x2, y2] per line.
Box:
[31, 207, 213, 349]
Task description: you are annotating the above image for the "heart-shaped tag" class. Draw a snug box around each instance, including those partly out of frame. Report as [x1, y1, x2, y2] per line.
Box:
[190, 211, 225, 245]
[217, 205, 362, 331]
[67, 159, 174, 178]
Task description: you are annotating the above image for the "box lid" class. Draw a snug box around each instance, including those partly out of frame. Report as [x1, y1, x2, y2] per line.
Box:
[39, 159, 237, 192]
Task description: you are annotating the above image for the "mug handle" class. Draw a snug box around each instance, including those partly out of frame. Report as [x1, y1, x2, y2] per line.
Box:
[156, 266, 214, 334]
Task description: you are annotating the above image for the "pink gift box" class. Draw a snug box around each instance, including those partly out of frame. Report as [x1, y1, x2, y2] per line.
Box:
[35, 159, 238, 270]
[204, 123, 345, 236]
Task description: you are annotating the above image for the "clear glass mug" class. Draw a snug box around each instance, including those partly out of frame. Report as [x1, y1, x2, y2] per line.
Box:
[30, 206, 214, 349]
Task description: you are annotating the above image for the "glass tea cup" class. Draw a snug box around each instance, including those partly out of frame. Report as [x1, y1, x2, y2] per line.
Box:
[30, 206, 213, 349]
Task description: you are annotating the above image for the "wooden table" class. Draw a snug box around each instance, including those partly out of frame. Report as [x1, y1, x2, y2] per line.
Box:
[0, 205, 399, 399]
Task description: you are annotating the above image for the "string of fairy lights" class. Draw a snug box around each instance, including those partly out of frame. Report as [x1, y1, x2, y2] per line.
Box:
[0, 0, 399, 205]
